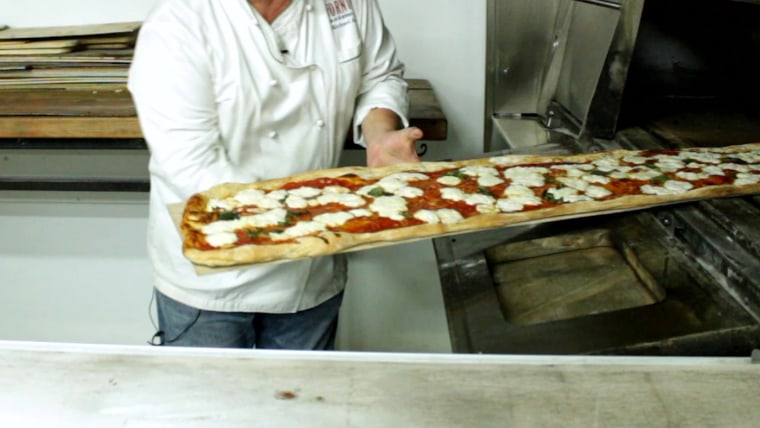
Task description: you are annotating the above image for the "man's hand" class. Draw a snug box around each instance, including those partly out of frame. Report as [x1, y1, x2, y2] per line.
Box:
[361, 108, 423, 167]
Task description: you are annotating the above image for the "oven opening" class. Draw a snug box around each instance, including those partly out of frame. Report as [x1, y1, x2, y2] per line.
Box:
[435, 210, 760, 356]
[486, 226, 666, 326]
[618, 0, 760, 147]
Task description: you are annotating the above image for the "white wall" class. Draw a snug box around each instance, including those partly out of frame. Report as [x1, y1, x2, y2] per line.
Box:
[0, 0, 159, 26]
[0, 0, 485, 351]
[0, 193, 154, 345]
[381, 0, 487, 161]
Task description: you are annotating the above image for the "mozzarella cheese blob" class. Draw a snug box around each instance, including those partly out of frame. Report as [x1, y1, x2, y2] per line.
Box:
[271, 221, 326, 241]
[369, 196, 408, 220]
[557, 177, 589, 191]
[503, 184, 543, 206]
[205, 232, 239, 247]
[641, 180, 694, 195]
[285, 195, 309, 209]
[461, 165, 499, 177]
[585, 185, 612, 199]
[440, 187, 466, 201]
[592, 157, 620, 172]
[436, 209, 464, 224]
[377, 177, 407, 193]
[676, 171, 711, 181]
[202, 208, 288, 234]
[395, 186, 425, 198]
[313, 211, 354, 227]
[655, 158, 686, 172]
[477, 174, 504, 187]
[546, 187, 590, 203]
[207, 198, 236, 211]
[735, 173, 760, 186]
[350, 208, 372, 218]
[503, 167, 548, 187]
[437, 175, 462, 186]
[413, 209, 441, 224]
[288, 186, 322, 198]
[313, 192, 366, 208]
[496, 199, 525, 213]
[234, 189, 283, 209]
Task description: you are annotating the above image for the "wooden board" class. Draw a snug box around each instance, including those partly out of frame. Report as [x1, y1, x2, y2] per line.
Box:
[0, 22, 141, 40]
[0, 77, 126, 86]
[0, 88, 134, 116]
[0, 55, 132, 64]
[0, 39, 80, 50]
[0, 79, 447, 140]
[79, 43, 131, 49]
[79, 35, 136, 45]
[0, 67, 128, 78]
[0, 116, 142, 138]
[0, 47, 74, 56]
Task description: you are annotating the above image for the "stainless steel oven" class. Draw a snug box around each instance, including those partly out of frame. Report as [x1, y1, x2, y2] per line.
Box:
[434, 0, 760, 356]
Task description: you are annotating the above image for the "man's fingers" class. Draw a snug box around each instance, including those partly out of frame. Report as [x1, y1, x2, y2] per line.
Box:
[405, 126, 423, 140]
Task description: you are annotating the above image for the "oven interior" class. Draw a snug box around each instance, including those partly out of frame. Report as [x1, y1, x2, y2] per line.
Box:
[435, 0, 760, 356]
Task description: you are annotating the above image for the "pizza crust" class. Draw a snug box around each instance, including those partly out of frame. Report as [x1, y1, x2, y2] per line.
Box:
[178, 143, 760, 268]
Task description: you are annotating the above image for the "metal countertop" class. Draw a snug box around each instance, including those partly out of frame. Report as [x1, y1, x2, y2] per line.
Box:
[0, 340, 758, 427]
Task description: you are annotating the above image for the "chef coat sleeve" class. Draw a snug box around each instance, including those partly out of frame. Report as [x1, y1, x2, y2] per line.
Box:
[352, 0, 411, 147]
[127, 9, 257, 200]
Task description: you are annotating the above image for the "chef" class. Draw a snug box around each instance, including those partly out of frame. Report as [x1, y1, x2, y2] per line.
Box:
[127, 0, 423, 350]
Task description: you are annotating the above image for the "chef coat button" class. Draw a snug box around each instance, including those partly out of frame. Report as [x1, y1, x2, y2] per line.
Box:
[306, 4, 313, 12]
[269, 131, 278, 138]
[269, 79, 278, 87]
[315, 119, 325, 128]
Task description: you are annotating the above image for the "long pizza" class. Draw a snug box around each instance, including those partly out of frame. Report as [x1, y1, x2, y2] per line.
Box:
[179, 143, 760, 267]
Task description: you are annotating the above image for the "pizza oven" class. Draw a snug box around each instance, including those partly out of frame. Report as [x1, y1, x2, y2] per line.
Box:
[434, 0, 760, 355]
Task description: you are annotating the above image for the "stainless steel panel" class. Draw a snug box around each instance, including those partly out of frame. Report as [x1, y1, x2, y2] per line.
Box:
[486, 0, 561, 117]
[552, 4, 618, 128]
[488, 116, 572, 152]
[485, 0, 644, 151]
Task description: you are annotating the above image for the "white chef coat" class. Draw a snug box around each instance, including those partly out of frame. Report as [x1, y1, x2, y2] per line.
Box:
[128, 0, 410, 313]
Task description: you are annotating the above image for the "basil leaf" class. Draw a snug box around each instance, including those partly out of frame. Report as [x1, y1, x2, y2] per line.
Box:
[543, 189, 560, 203]
[218, 211, 240, 221]
[246, 228, 263, 238]
[444, 170, 466, 179]
[368, 186, 386, 197]
[478, 186, 494, 197]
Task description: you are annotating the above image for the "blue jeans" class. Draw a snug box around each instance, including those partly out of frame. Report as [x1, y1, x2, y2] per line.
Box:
[153, 289, 343, 350]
